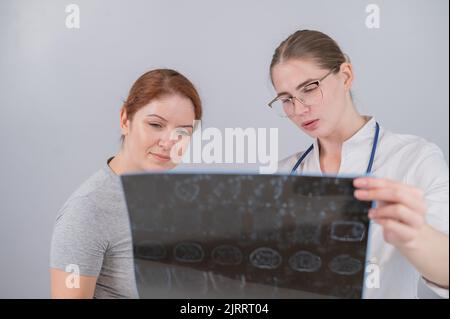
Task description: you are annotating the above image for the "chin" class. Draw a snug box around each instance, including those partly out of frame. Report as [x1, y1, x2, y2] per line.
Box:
[300, 128, 321, 139]
[140, 154, 176, 171]
[303, 124, 332, 139]
[140, 161, 170, 172]
[301, 130, 318, 138]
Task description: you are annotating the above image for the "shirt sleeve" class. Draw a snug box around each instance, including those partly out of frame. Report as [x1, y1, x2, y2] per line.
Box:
[419, 277, 449, 299]
[407, 142, 449, 235]
[407, 142, 449, 298]
[50, 195, 109, 277]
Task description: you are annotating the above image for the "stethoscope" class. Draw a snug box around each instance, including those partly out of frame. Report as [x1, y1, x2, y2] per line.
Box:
[291, 122, 380, 175]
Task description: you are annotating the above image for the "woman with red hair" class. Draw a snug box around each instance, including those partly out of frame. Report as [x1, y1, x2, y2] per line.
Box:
[50, 69, 202, 298]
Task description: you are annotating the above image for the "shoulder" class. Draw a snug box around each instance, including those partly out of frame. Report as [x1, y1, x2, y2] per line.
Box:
[53, 166, 128, 247]
[67, 168, 112, 200]
[56, 167, 119, 223]
[381, 129, 446, 165]
[380, 129, 448, 186]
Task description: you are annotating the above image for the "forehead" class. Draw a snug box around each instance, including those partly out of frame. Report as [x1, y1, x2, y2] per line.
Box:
[135, 94, 195, 122]
[271, 59, 324, 93]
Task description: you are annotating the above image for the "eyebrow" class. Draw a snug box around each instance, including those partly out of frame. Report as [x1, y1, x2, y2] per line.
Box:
[276, 78, 318, 97]
[146, 114, 168, 121]
[146, 114, 194, 129]
[177, 124, 194, 129]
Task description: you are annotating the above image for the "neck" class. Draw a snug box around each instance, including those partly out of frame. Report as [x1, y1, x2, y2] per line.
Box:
[108, 150, 130, 175]
[317, 104, 368, 174]
[318, 107, 368, 158]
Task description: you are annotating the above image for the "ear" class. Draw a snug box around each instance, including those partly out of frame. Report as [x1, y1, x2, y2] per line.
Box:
[339, 62, 354, 92]
[120, 107, 130, 137]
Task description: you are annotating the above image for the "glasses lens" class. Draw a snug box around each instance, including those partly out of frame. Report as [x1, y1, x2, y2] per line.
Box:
[298, 82, 322, 106]
[271, 98, 294, 117]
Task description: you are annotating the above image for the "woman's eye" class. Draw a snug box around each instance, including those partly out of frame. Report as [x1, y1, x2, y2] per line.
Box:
[303, 84, 319, 92]
[176, 129, 192, 136]
[149, 123, 163, 129]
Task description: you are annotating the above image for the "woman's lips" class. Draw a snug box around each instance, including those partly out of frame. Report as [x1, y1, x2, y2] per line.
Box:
[150, 152, 171, 162]
[302, 119, 319, 131]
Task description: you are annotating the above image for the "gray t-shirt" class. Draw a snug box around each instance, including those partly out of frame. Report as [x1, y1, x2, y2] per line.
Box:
[50, 158, 139, 298]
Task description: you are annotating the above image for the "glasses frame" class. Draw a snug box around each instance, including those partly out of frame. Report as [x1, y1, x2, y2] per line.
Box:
[268, 66, 339, 118]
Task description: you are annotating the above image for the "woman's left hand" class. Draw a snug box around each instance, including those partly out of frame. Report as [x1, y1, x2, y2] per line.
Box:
[353, 177, 428, 251]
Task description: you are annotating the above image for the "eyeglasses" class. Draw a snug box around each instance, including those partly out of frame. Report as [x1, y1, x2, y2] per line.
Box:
[268, 67, 338, 118]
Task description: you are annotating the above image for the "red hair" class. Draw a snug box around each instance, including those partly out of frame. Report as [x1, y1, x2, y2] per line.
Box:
[122, 68, 202, 125]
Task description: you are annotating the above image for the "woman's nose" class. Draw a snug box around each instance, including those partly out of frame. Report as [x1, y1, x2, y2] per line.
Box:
[293, 97, 310, 116]
[157, 129, 179, 150]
